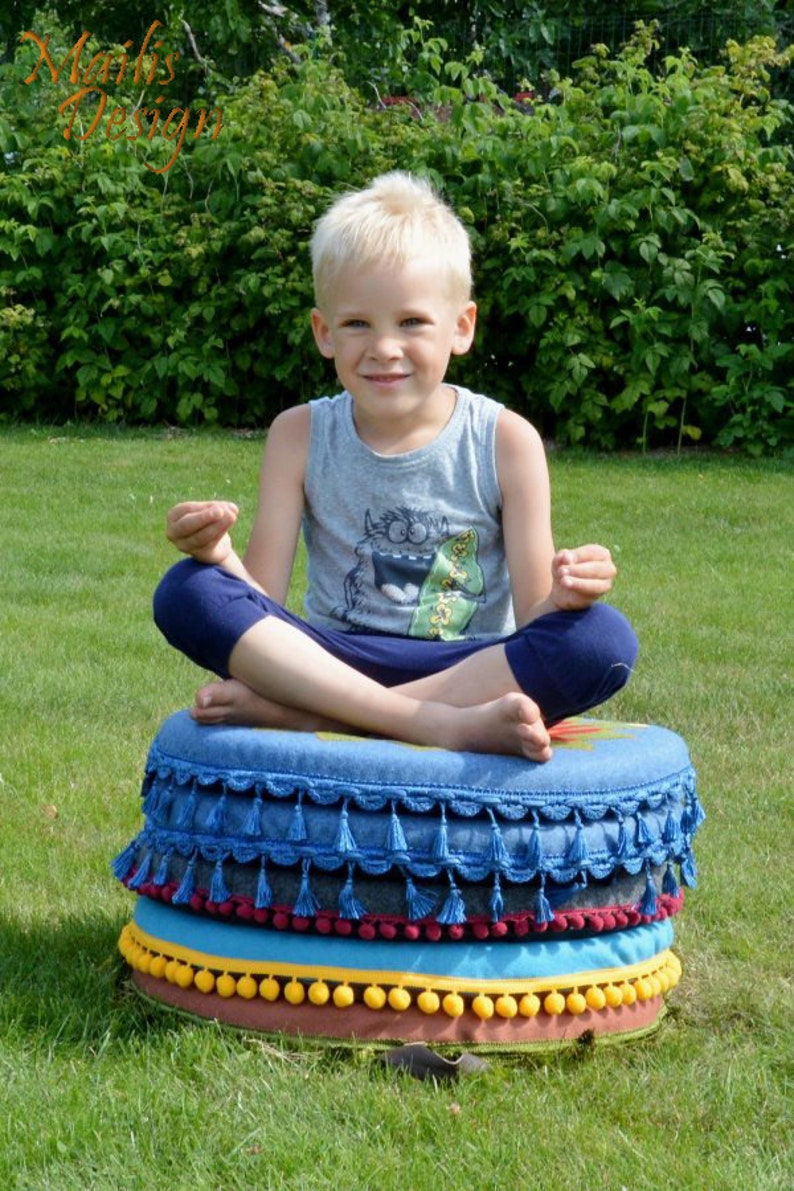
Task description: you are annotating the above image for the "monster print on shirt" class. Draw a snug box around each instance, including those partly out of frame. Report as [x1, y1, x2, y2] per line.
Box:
[335, 505, 486, 640]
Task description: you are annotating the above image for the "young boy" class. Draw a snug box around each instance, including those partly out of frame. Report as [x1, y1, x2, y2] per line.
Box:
[155, 172, 637, 761]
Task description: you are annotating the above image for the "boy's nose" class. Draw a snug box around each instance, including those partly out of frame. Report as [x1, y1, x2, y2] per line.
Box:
[367, 334, 402, 360]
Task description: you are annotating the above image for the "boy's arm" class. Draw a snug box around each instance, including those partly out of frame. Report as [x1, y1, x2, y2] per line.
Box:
[242, 404, 310, 604]
[165, 404, 309, 602]
[495, 410, 616, 625]
[495, 410, 556, 625]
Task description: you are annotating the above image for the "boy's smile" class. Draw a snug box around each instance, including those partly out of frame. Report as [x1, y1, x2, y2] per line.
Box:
[311, 259, 476, 449]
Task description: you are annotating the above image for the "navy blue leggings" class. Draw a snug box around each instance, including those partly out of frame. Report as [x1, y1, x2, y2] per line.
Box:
[153, 559, 638, 724]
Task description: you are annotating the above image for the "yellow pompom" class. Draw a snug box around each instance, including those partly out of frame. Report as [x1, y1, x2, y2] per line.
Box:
[309, 980, 331, 1006]
[237, 974, 258, 1000]
[656, 969, 670, 993]
[566, 991, 587, 1016]
[388, 987, 412, 1012]
[363, 985, 386, 1010]
[194, 968, 215, 994]
[259, 976, 280, 1002]
[442, 992, 465, 1018]
[417, 990, 440, 1015]
[333, 984, 355, 1009]
[648, 974, 663, 998]
[495, 995, 518, 1019]
[518, 993, 541, 1018]
[634, 977, 654, 1002]
[472, 994, 494, 1020]
[604, 983, 623, 1008]
[149, 954, 168, 980]
[216, 972, 237, 999]
[136, 950, 153, 975]
[585, 985, 607, 1011]
[284, 979, 306, 1005]
[666, 962, 681, 988]
[175, 964, 195, 990]
[619, 981, 636, 1006]
[164, 960, 179, 984]
[543, 991, 566, 1016]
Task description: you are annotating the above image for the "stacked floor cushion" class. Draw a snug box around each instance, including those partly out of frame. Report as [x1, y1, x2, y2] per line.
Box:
[114, 713, 703, 1048]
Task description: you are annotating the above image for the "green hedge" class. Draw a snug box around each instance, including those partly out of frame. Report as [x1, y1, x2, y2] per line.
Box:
[1, 21, 792, 450]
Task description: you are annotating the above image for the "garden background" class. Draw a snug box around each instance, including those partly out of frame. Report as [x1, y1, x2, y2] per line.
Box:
[1, 3, 792, 1188]
[1, 0, 792, 452]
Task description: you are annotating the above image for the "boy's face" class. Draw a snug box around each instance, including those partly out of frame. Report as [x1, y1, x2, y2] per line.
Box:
[311, 258, 476, 423]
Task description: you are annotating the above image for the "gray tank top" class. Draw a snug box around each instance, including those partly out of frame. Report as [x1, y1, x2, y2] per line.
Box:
[302, 388, 516, 640]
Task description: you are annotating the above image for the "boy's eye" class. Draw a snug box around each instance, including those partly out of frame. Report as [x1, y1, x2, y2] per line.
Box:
[402, 317, 427, 327]
[340, 319, 368, 328]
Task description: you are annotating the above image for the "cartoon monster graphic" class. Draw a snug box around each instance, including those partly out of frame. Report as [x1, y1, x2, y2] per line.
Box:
[336, 506, 485, 639]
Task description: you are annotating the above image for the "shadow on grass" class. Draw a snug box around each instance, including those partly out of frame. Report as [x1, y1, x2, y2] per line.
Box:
[0, 910, 181, 1048]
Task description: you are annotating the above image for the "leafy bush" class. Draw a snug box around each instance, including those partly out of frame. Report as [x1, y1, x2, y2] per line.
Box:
[1, 18, 791, 451]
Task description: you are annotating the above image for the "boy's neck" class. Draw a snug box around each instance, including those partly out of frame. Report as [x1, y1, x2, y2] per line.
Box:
[351, 385, 458, 455]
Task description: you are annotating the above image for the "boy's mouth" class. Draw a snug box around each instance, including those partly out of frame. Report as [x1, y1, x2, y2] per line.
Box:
[362, 373, 410, 384]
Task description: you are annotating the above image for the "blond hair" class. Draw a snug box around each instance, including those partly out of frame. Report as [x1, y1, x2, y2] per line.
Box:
[311, 172, 472, 309]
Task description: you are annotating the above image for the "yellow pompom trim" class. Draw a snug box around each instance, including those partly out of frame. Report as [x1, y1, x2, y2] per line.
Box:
[364, 985, 387, 1011]
[333, 984, 355, 1009]
[259, 976, 280, 1002]
[417, 990, 440, 1015]
[472, 994, 494, 1021]
[236, 974, 258, 1000]
[309, 980, 331, 1006]
[120, 922, 681, 1023]
[442, 993, 465, 1018]
[284, 979, 305, 1005]
[388, 987, 412, 1012]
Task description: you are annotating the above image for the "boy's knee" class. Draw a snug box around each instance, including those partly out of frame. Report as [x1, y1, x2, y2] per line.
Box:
[506, 603, 638, 721]
[153, 559, 241, 676]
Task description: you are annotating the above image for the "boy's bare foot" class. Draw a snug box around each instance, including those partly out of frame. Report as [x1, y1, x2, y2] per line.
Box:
[192, 682, 551, 761]
[191, 679, 348, 733]
[432, 693, 552, 762]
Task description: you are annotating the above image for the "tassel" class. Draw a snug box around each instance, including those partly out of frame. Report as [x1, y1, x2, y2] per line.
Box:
[405, 875, 436, 921]
[386, 802, 409, 860]
[293, 860, 320, 917]
[172, 852, 197, 905]
[662, 862, 679, 898]
[127, 849, 152, 890]
[205, 794, 227, 834]
[680, 851, 698, 888]
[334, 802, 358, 856]
[153, 849, 171, 887]
[432, 807, 450, 863]
[534, 878, 554, 925]
[254, 856, 272, 910]
[487, 811, 509, 869]
[489, 872, 504, 923]
[287, 797, 307, 843]
[524, 814, 543, 874]
[176, 789, 198, 831]
[565, 813, 589, 867]
[615, 816, 631, 863]
[338, 864, 366, 920]
[141, 781, 161, 818]
[437, 875, 467, 925]
[209, 857, 230, 903]
[662, 809, 681, 849]
[111, 840, 139, 882]
[639, 865, 657, 917]
[690, 793, 706, 832]
[242, 796, 262, 838]
[636, 815, 655, 848]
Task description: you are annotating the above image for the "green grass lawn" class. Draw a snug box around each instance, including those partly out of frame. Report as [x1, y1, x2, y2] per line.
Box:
[1, 426, 791, 1189]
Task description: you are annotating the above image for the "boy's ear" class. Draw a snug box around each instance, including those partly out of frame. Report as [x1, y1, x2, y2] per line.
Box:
[311, 308, 335, 358]
[451, 301, 477, 356]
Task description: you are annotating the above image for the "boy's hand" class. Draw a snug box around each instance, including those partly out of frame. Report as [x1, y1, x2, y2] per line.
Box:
[551, 545, 616, 611]
[166, 501, 239, 566]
